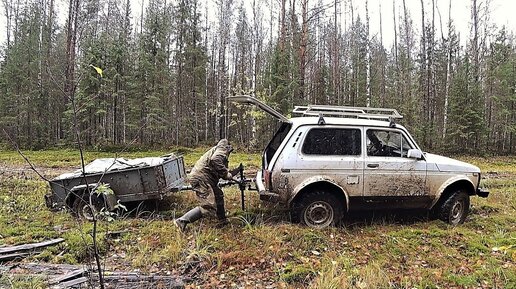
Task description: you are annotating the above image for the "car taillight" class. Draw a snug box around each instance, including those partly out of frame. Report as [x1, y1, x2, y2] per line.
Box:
[264, 169, 271, 190]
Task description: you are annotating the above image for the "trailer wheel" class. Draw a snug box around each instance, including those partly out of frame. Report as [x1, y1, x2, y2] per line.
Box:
[72, 194, 103, 221]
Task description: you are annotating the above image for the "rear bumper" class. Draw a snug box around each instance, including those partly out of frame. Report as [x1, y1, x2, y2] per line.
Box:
[256, 170, 280, 202]
[256, 170, 266, 193]
[476, 188, 489, 198]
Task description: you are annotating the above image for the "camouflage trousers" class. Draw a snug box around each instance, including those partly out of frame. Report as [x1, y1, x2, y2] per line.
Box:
[190, 178, 226, 220]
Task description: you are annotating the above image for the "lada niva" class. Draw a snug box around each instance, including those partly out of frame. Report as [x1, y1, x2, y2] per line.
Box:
[229, 95, 489, 228]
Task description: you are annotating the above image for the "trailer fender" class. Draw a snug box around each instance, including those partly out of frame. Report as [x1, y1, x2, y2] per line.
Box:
[66, 183, 118, 211]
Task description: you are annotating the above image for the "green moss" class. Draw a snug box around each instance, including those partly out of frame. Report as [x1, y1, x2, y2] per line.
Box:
[280, 262, 315, 283]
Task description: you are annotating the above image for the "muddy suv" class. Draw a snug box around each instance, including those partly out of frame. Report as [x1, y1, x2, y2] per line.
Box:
[229, 95, 489, 228]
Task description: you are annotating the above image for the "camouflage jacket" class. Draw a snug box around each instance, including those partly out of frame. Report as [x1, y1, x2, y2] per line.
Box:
[189, 139, 233, 185]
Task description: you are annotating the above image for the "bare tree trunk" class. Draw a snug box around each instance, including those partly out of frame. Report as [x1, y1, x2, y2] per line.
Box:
[401, 0, 411, 108]
[332, 0, 339, 104]
[402, 0, 411, 57]
[429, 0, 436, 147]
[64, 0, 80, 140]
[204, 5, 209, 143]
[393, 0, 398, 63]
[2, 0, 12, 48]
[299, 0, 308, 102]
[279, 0, 286, 52]
[216, 0, 232, 140]
[379, 1, 386, 107]
[471, 0, 479, 82]
[350, 0, 357, 106]
[268, 0, 273, 97]
[443, 0, 453, 140]
[420, 0, 428, 145]
[365, 0, 371, 107]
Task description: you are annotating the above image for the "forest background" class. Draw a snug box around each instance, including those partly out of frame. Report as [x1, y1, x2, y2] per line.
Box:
[0, 0, 515, 155]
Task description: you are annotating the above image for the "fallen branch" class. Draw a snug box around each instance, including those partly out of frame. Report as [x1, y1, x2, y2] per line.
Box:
[0, 238, 64, 255]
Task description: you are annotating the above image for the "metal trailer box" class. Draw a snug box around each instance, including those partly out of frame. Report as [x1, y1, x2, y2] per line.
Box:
[45, 155, 186, 212]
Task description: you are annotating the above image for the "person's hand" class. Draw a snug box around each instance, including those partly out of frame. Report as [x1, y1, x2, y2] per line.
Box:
[225, 172, 233, 180]
[230, 166, 241, 176]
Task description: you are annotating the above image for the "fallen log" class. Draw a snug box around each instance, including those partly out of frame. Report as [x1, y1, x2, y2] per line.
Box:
[0, 238, 65, 255]
[89, 272, 184, 288]
[51, 276, 89, 288]
[2, 262, 184, 289]
[48, 268, 88, 285]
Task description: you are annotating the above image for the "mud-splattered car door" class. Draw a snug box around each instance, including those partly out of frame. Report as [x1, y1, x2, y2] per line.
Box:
[278, 126, 364, 200]
[362, 128, 430, 209]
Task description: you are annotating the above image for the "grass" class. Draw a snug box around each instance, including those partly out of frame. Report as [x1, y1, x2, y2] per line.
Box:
[0, 149, 514, 288]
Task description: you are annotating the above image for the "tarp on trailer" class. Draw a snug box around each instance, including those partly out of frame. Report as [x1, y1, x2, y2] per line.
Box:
[55, 156, 174, 180]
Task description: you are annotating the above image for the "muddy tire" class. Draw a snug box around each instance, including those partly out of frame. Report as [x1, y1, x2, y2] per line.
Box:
[72, 194, 103, 221]
[292, 190, 343, 229]
[437, 190, 470, 225]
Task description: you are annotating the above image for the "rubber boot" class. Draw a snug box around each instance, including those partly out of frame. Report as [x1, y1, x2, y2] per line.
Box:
[174, 207, 203, 232]
[215, 203, 229, 228]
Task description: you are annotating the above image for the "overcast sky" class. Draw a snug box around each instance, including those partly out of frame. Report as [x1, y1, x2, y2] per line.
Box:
[0, 0, 514, 50]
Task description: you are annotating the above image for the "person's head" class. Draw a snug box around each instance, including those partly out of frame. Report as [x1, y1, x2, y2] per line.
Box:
[217, 138, 234, 154]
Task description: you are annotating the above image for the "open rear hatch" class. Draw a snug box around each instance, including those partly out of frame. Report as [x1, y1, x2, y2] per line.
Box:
[227, 95, 291, 201]
[227, 95, 290, 123]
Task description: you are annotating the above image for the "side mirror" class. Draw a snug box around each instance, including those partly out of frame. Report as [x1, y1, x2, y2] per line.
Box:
[407, 149, 422, 159]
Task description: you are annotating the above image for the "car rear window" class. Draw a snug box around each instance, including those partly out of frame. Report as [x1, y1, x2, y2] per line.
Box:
[302, 128, 361, 155]
[264, 122, 292, 167]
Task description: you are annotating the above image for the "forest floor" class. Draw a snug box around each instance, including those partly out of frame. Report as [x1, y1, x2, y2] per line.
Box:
[0, 149, 514, 289]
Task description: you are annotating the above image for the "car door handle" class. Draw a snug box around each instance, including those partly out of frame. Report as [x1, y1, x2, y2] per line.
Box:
[367, 163, 379, 168]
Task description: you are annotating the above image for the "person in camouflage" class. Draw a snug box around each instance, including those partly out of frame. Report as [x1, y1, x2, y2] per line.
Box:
[174, 139, 236, 231]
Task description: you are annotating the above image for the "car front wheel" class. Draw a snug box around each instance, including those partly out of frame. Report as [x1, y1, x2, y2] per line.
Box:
[437, 189, 470, 225]
[292, 190, 343, 229]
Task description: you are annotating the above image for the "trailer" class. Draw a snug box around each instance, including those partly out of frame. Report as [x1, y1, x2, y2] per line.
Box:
[45, 154, 186, 219]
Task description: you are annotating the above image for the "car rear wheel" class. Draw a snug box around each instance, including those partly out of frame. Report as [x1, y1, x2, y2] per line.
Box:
[292, 190, 343, 229]
[437, 189, 470, 225]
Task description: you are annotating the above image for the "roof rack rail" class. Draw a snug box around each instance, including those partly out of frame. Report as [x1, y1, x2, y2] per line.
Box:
[292, 105, 403, 121]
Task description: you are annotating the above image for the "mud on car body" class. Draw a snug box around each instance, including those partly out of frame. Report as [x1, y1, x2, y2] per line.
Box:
[229, 95, 489, 229]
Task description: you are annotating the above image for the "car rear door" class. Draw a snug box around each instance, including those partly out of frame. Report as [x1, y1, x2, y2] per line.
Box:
[279, 126, 364, 199]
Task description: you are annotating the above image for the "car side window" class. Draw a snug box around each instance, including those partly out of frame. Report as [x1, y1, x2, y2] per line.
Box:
[366, 129, 412, 157]
[302, 128, 361, 156]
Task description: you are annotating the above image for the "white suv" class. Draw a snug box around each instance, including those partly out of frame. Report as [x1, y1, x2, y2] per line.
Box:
[229, 96, 489, 228]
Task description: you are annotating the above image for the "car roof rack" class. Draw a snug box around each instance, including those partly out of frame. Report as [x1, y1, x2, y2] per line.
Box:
[292, 105, 403, 121]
